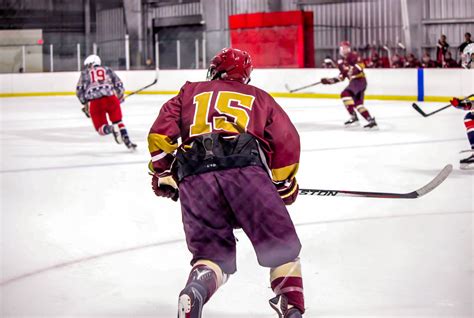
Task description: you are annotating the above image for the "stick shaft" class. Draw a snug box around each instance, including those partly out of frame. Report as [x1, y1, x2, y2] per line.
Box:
[125, 78, 158, 99]
[299, 164, 452, 199]
[288, 82, 321, 93]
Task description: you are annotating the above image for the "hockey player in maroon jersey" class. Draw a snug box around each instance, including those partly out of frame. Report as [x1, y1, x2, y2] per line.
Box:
[76, 54, 136, 150]
[320, 41, 378, 128]
[147, 48, 305, 317]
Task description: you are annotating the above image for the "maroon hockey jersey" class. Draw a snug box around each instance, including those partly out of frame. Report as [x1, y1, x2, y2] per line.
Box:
[337, 51, 366, 82]
[148, 80, 300, 182]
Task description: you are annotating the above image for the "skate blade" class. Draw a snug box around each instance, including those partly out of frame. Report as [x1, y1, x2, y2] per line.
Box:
[364, 125, 379, 130]
[459, 149, 474, 154]
[460, 163, 474, 170]
[344, 122, 360, 128]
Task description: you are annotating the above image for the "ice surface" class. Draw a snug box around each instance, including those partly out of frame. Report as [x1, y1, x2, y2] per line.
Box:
[1, 95, 472, 317]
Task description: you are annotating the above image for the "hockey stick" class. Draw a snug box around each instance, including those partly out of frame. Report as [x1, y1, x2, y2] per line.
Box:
[125, 78, 158, 99]
[285, 81, 321, 93]
[299, 164, 452, 199]
[412, 94, 474, 117]
[411, 103, 451, 117]
[124, 69, 159, 99]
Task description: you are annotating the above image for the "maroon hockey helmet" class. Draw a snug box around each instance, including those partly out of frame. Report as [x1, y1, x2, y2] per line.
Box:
[206, 48, 253, 84]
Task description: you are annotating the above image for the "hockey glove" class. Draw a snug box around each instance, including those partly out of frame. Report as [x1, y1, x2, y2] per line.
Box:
[151, 173, 179, 202]
[450, 97, 461, 107]
[274, 177, 299, 205]
[321, 77, 338, 85]
[81, 103, 90, 118]
[450, 97, 472, 110]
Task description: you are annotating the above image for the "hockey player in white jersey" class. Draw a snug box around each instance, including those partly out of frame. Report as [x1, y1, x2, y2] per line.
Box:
[76, 54, 136, 150]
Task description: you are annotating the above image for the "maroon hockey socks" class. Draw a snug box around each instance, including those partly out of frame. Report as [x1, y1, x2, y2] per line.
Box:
[270, 260, 305, 314]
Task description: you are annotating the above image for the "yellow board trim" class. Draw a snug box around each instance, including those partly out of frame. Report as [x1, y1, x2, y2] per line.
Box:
[0, 91, 179, 98]
[270, 92, 340, 99]
[0, 92, 76, 97]
[424, 96, 452, 102]
[0, 90, 455, 103]
[126, 90, 179, 95]
[365, 95, 418, 101]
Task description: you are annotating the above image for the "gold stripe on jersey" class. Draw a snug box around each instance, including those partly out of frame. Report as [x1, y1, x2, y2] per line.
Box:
[148, 133, 178, 154]
[350, 72, 365, 80]
[148, 160, 155, 173]
[271, 163, 299, 182]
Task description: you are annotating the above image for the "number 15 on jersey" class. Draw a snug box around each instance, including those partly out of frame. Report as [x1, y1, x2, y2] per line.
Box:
[190, 91, 255, 136]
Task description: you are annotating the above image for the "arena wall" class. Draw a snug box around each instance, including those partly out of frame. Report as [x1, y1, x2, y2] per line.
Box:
[0, 69, 472, 102]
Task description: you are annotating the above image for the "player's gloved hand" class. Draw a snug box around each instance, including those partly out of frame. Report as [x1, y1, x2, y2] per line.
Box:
[81, 103, 90, 118]
[151, 173, 179, 201]
[450, 97, 472, 110]
[274, 177, 299, 205]
[450, 97, 461, 107]
[321, 77, 337, 85]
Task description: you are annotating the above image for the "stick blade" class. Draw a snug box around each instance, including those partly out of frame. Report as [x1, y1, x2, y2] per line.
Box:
[284, 84, 292, 93]
[414, 164, 453, 198]
[412, 103, 428, 117]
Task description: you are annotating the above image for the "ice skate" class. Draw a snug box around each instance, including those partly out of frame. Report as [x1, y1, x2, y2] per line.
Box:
[122, 134, 137, 150]
[111, 124, 122, 144]
[363, 117, 378, 129]
[269, 295, 303, 318]
[344, 115, 359, 127]
[177, 282, 206, 318]
[460, 153, 474, 170]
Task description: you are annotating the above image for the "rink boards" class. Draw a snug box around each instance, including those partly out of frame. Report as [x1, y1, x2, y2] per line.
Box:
[1, 68, 473, 102]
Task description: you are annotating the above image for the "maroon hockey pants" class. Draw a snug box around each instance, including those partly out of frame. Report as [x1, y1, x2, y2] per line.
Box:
[179, 166, 302, 274]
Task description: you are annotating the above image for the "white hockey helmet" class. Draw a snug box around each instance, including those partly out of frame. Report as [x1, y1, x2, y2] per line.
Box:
[84, 54, 101, 67]
[461, 43, 474, 69]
